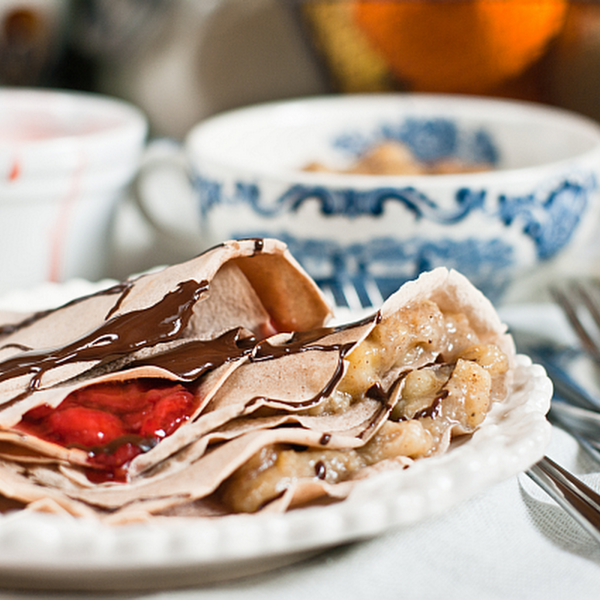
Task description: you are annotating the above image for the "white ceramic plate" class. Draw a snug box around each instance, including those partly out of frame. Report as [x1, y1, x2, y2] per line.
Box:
[0, 283, 552, 591]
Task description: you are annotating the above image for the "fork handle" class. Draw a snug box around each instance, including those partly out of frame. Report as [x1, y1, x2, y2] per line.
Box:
[526, 456, 600, 545]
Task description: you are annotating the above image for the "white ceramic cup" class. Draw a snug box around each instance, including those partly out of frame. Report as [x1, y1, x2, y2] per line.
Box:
[0, 88, 147, 294]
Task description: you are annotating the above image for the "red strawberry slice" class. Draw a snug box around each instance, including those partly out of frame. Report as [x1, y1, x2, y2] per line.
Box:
[18, 379, 198, 482]
[68, 381, 155, 413]
[139, 389, 194, 439]
[47, 407, 126, 448]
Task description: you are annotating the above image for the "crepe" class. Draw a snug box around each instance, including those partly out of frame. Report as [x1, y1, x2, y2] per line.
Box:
[0, 239, 514, 522]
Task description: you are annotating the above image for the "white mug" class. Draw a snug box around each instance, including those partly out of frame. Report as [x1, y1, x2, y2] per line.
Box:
[0, 88, 147, 294]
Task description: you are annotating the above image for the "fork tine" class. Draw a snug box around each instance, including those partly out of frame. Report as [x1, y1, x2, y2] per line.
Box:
[549, 401, 600, 463]
[319, 284, 337, 309]
[321, 276, 384, 311]
[551, 282, 600, 365]
[576, 280, 600, 333]
[363, 277, 384, 308]
[341, 279, 364, 312]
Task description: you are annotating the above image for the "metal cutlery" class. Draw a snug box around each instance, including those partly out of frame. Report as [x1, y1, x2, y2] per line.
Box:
[526, 456, 600, 545]
[551, 278, 600, 366]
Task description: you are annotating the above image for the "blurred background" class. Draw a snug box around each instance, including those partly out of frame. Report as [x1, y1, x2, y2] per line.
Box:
[3, 0, 600, 140]
[3, 0, 600, 288]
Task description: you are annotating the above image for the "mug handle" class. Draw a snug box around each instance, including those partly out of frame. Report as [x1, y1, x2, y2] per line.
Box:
[131, 138, 202, 248]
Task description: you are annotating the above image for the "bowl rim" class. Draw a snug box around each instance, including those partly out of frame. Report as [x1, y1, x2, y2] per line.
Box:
[0, 87, 148, 176]
[0, 87, 148, 148]
[186, 92, 600, 185]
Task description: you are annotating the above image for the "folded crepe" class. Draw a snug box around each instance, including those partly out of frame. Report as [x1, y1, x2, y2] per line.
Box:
[0, 239, 514, 522]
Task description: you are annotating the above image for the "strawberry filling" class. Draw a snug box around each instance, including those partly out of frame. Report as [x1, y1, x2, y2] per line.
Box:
[19, 380, 197, 482]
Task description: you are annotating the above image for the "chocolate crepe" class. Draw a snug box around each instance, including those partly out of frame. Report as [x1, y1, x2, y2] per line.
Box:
[0, 239, 514, 521]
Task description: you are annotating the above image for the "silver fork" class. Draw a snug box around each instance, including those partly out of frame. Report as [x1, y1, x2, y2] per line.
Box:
[526, 456, 600, 544]
[323, 276, 600, 546]
[551, 278, 600, 365]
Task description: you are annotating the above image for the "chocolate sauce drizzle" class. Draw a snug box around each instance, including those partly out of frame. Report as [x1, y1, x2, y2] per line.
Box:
[0, 281, 134, 339]
[127, 328, 254, 381]
[0, 239, 273, 398]
[0, 254, 388, 461]
[366, 383, 386, 402]
[315, 460, 326, 480]
[243, 317, 378, 412]
[251, 312, 379, 363]
[0, 279, 209, 408]
[103, 281, 136, 320]
[319, 433, 331, 446]
[414, 389, 449, 420]
[357, 375, 406, 441]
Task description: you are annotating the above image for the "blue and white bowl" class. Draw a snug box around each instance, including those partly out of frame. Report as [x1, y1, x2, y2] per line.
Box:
[186, 94, 600, 303]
